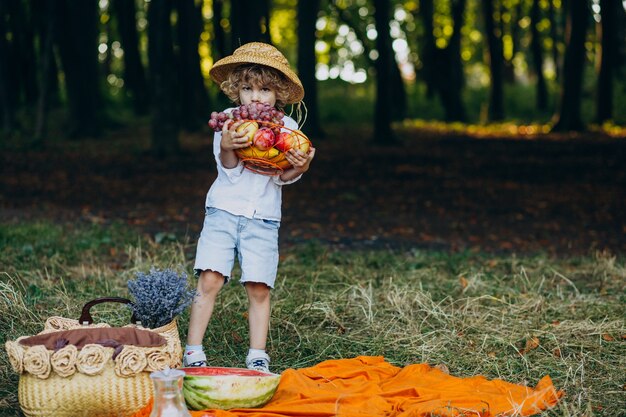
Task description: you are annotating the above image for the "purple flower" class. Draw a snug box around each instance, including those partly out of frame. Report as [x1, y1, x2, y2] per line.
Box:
[127, 268, 196, 329]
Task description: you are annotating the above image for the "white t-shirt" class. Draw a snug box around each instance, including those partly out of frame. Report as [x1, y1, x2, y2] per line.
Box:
[204, 109, 301, 221]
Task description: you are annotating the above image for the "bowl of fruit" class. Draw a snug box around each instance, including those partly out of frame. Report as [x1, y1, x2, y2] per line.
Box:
[208, 103, 311, 175]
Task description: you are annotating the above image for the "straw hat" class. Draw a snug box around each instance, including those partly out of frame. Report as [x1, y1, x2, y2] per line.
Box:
[209, 42, 304, 104]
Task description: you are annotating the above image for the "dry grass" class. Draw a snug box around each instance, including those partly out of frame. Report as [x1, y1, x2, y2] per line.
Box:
[1, 221, 624, 416]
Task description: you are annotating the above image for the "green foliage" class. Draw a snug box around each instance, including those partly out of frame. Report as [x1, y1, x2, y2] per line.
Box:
[316, 74, 626, 126]
[1, 221, 624, 416]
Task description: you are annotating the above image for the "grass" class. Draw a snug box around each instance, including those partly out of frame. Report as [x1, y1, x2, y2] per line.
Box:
[1, 220, 624, 416]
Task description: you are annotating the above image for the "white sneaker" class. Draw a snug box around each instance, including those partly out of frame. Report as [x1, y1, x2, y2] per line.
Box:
[246, 352, 270, 373]
[183, 350, 207, 367]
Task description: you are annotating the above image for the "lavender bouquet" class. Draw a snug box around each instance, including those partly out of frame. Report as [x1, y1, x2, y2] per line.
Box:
[127, 268, 196, 329]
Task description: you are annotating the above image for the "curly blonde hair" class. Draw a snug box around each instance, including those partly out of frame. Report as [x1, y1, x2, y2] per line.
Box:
[220, 64, 292, 109]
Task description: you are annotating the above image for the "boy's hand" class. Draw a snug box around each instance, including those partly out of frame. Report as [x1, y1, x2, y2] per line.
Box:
[285, 147, 315, 173]
[220, 120, 251, 152]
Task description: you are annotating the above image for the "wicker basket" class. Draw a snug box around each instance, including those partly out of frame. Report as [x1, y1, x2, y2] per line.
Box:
[234, 121, 312, 176]
[5, 298, 183, 417]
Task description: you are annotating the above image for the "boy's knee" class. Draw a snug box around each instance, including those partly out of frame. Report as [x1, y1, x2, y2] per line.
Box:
[245, 282, 270, 302]
[197, 270, 225, 295]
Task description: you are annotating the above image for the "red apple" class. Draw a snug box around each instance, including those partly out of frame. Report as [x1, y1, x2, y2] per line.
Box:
[274, 130, 309, 153]
[252, 127, 275, 151]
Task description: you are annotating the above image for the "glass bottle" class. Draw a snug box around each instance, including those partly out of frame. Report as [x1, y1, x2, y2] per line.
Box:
[149, 369, 192, 417]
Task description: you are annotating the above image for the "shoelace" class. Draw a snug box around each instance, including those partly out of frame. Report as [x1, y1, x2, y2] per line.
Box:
[251, 359, 268, 368]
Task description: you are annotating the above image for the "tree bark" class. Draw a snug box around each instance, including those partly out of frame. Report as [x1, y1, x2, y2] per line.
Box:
[595, 0, 618, 123]
[0, 1, 13, 134]
[482, 0, 505, 121]
[551, 0, 589, 132]
[212, 0, 228, 58]
[34, 0, 56, 142]
[148, 0, 180, 155]
[438, 0, 467, 122]
[32, 0, 60, 107]
[111, 0, 149, 115]
[8, 0, 38, 106]
[297, 0, 324, 138]
[331, 1, 406, 120]
[54, 0, 101, 137]
[420, 0, 467, 122]
[373, 0, 394, 143]
[230, 0, 265, 49]
[530, 0, 548, 111]
[177, 0, 210, 131]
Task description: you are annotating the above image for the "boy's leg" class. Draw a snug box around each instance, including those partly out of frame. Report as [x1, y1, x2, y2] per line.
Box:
[185, 270, 225, 365]
[244, 282, 271, 349]
[244, 282, 271, 372]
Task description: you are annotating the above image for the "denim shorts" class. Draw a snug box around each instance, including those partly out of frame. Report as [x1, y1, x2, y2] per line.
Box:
[193, 207, 280, 288]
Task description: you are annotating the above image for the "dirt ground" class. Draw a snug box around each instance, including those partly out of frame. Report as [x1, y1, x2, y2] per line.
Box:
[2, 125, 625, 256]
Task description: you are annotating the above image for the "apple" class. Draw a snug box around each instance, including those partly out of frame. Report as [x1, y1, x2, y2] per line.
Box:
[236, 121, 259, 144]
[274, 130, 310, 153]
[252, 127, 276, 151]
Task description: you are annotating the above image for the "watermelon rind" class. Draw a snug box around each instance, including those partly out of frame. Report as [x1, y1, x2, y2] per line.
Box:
[182, 367, 281, 411]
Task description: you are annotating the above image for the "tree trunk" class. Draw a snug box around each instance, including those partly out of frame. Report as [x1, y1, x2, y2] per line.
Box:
[33, 0, 60, 107]
[297, 0, 324, 138]
[439, 0, 467, 122]
[595, 0, 617, 123]
[34, 0, 56, 142]
[111, 0, 149, 115]
[212, 0, 228, 58]
[373, 0, 394, 143]
[331, 1, 406, 120]
[551, 0, 589, 132]
[8, 0, 38, 106]
[230, 0, 265, 49]
[422, 0, 467, 122]
[259, 0, 272, 44]
[148, 0, 179, 155]
[0, 1, 13, 134]
[54, 0, 101, 137]
[530, 0, 548, 111]
[482, 0, 505, 121]
[177, 0, 210, 131]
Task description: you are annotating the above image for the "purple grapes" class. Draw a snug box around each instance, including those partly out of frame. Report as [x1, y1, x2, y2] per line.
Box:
[207, 103, 286, 132]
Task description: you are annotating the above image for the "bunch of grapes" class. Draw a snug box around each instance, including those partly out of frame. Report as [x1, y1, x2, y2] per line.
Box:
[208, 103, 285, 132]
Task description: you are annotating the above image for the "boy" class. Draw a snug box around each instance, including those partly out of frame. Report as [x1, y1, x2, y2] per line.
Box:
[184, 43, 315, 372]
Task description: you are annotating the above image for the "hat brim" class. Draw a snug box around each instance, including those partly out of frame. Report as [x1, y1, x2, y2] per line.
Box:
[209, 52, 305, 104]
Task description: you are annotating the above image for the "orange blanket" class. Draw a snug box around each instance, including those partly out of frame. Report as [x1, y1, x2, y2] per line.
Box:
[138, 356, 563, 417]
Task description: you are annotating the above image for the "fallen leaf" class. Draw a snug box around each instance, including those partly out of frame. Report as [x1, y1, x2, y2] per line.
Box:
[231, 331, 243, 344]
[520, 336, 540, 355]
[602, 334, 615, 342]
[459, 276, 468, 289]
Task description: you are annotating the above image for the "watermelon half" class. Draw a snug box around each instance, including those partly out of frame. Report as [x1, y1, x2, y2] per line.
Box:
[181, 367, 281, 410]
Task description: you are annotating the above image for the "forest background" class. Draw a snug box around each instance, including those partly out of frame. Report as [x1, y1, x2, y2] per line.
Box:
[1, 0, 625, 254]
[1, 1, 626, 415]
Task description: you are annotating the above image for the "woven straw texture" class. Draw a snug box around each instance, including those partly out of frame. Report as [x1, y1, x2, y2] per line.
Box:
[132, 319, 182, 368]
[42, 316, 182, 368]
[8, 317, 183, 417]
[234, 121, 311, 176]
[18, 364, 151, 417]
[209, 42, 304, 104]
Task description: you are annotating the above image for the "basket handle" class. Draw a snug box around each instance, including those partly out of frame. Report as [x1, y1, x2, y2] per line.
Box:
[78, 297, 139, 325]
